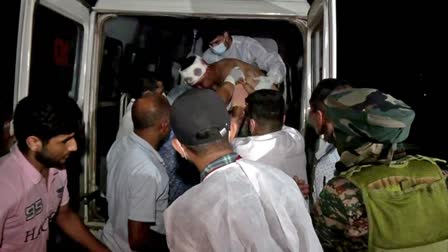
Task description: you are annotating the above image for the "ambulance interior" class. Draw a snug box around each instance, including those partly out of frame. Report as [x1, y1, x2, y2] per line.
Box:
[92, 15, 306, 221]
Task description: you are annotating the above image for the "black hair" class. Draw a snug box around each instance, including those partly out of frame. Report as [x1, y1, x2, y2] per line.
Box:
[0, 101, 11, 132]
[129, 72, 162, 99]
[179, 56, 197, 71]
[186, 135, 231, 155]
[13, 95, 82, 152]
[246, 90, 284, 132]
[204, 28, 228, 44]
[309, 78, 351, 112]
[132, 94, 170, 130]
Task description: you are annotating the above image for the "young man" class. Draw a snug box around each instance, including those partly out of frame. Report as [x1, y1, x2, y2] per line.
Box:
[179, 55, 276, 106]
[202, 29, 286, 85]
[313, 88, 448, 251]
[101, 94, 171, 251]
[232, 90, 308, 197]
[0, 95, 109, 252]
[164, 89, 322, 252]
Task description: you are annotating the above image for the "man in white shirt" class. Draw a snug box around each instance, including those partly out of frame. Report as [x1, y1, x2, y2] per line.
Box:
[165, 89, 322, 252]
[202, 29, 286, 86]
[232, 90, 308, 194]
[101, 94, 171, 251]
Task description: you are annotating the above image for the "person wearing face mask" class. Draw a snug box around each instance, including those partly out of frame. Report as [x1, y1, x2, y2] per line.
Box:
[231, 89, 310, 201]
[179, 55, 273, 108]
[164, 89, 322, 252]
[308, 78, 352, 202]
[202, 29, 286, 89]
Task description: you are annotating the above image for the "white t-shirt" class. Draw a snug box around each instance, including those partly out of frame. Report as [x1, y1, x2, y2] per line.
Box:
[232, 126, 307, 183]
[115, 99, 134, 140]
[101, 132, 169, 252]
[312, 139, 339, 201]
[164, 159, 322, 252]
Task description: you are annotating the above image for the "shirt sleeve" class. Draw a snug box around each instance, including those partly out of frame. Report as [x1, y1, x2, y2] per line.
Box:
[312, 177, 368, 251]
[243, 37, 286, 84]
[60, 170, 70, 207]
[0, 182, 17, 243]
[128, 169, 158, 223]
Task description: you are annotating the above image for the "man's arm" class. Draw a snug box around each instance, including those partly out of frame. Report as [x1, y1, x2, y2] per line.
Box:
[293, 176, 310, 199]
[216, 82, 234, 105]
[127, 170, 168, 251]
[312, 177, 368, 251]
[56, 204, 109, 252]
[128, 220, 168, 251]
[217, 65, 247, 105]
[244, 37, 286, 84]
[228, 83, 248, 140]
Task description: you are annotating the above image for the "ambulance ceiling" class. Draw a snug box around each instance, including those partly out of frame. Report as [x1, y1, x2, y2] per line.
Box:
[94, 0, 309, 18]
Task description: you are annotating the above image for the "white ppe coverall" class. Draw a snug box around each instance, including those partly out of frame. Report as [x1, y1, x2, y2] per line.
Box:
[203, 35, 287, 84]
[164, 159, 322, 252]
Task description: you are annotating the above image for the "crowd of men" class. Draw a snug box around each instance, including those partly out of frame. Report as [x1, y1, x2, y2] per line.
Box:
[1, 29, 447, 252]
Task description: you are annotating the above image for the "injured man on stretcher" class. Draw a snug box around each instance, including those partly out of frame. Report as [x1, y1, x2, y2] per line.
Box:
[178, 55, 278, 108]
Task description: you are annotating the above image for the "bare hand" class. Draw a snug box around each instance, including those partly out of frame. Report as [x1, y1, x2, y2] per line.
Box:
[231, 83, 249, 108]
[293, 176, 310, 199]
[235, 79, 246, 85]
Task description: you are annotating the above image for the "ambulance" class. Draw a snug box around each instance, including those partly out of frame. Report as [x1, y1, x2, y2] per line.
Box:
[14, 0, 336, 227]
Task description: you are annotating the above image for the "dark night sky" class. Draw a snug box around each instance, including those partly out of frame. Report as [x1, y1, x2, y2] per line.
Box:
[336, 1, 445, 159]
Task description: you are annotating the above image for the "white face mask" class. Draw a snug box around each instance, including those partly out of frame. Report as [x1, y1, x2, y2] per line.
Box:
[211, 42, 227, 55]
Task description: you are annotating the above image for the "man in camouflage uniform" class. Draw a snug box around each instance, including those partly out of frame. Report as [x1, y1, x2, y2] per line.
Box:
[312, 88, 448, 251]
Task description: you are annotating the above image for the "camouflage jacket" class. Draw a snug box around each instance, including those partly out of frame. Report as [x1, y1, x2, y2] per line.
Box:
[313, 166, 448, 252]
[313, 88, 448, 251]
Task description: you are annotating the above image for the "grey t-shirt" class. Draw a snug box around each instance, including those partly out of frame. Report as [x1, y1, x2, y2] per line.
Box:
[102, 132, 169, 252]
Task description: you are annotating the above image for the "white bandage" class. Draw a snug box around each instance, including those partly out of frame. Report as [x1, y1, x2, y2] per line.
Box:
[179, 56, 208, 86]
[229, 67, 245, 81]
[224, 75, 236, 85]
[224, 67, 245, 85]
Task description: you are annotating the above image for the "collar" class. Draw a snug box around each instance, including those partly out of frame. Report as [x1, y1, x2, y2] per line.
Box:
[11, 144, 43, 184]
[129, 132, 165, 164]
[245, 126, 289, 141]
[200, 152, 240, 181]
